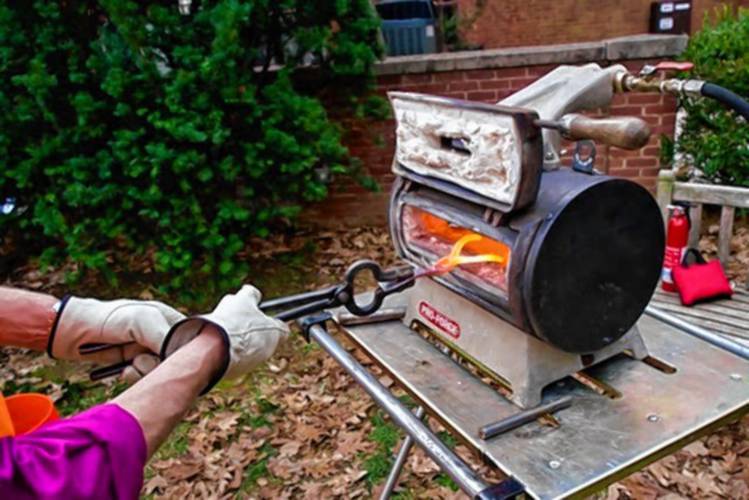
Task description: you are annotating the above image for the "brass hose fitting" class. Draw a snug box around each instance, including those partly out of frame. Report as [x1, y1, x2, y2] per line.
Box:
[613, 71, 704, 99]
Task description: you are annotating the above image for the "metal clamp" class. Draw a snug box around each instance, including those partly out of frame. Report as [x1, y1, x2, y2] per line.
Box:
[297, 311, 333, 343]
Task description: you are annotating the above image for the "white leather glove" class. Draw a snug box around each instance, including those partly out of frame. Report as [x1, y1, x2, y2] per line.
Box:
[49, 297, 185, 371]
[161, 285, 289, 391]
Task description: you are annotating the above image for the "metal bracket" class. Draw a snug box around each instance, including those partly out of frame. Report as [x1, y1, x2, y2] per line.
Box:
[571, 140, 596, 175]
[298, 311, 334, 342]
[474, 478, 526, 500]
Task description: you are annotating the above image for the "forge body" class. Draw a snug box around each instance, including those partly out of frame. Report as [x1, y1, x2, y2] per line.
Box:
[387, 85, 664, 406]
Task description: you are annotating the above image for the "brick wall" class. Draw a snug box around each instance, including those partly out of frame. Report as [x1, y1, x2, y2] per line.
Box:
[455, 0, 749, 49]
[303, 36, 684, 226]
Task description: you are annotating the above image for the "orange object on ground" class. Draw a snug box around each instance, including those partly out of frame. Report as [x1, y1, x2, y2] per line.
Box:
[0, 394, 15, 438]
[1, 393, 59, 436]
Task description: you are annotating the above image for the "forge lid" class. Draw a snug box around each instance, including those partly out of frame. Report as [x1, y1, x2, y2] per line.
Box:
[523, 173, 665, 353]
[388, 92, 543, 214]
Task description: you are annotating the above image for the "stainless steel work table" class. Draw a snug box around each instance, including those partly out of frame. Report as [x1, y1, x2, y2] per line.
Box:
[320, 291, 749, 499]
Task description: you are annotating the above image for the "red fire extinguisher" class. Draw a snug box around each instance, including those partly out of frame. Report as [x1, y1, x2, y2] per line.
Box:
[662, 205, 690, 291]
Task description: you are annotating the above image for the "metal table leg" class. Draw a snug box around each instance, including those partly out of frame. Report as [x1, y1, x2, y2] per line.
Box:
[306, 323, 492, 497]
[379, 406, 426, 500]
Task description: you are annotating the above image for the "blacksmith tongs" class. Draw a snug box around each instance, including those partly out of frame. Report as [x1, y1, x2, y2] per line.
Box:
[88, 260, 420, 381]
[260, 259, 418, 321]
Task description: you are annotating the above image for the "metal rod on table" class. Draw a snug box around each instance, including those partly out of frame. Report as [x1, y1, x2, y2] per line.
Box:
[479, 396, 572, 440]
[645, 305, 749, 360]
[380, 406, 426, 500]
[307, 324, 489, 497]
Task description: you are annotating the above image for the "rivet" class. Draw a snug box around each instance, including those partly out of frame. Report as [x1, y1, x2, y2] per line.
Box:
[730, 373, 742, 381]
[548, 460, 561, 469]
[647, 414, 660, 423]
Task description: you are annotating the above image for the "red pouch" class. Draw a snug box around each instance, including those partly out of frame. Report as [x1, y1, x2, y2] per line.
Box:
[672, 248, 733, 306]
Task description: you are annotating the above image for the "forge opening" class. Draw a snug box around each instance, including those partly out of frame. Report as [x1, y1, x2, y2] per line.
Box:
[401, 205, 511, 295]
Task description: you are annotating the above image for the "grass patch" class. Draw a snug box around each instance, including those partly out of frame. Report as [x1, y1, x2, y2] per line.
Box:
[363, 450, 394, 486]
[30, 361, 80, 385]
[154, 421, 192, 460]
[301, 342, 319, 354]
[362, 410, 402, 487]
[56, 380, 127, 416]
[435, 473, 459, 491]
[398, 393, 417, 409]
[240, 442, 277, 491]
[256, 397, 279, 414]
[369, 411, 400, 450]
[437, 430, 458, 450]
[235, 395, 281, 431]
[238, 410, 272, 429]
[2, 378, 43, 396]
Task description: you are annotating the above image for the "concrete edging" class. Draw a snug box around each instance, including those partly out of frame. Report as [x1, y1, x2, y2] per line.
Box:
[375, 34, 689, 76]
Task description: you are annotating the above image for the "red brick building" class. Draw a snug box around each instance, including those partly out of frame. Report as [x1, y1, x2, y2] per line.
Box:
[455, 0, 749, 49]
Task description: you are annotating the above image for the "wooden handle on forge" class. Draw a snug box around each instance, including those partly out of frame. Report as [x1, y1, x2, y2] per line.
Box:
[561, 114, 651, 150]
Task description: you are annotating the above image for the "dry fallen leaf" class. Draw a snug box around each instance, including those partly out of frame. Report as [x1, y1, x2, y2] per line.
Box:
[144, 475, 168, 495]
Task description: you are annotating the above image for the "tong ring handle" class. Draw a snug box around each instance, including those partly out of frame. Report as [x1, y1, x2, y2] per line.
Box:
[342, 260, 411, 316]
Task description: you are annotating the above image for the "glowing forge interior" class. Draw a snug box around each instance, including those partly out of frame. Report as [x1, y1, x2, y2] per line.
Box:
[401, 205, 510, 294]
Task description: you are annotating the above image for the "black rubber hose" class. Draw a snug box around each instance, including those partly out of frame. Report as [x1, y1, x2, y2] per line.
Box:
[701, 82, 749, 121]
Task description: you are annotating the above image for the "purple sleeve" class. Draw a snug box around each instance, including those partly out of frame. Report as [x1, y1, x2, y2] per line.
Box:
[0, 403, 147, 500]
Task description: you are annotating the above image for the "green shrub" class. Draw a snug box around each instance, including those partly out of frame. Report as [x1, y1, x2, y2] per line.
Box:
[676, 7, 749, 186]
[0, 1, 382, 295]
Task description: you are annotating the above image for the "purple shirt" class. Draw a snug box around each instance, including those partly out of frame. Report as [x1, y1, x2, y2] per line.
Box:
[0, 404, 146, 499]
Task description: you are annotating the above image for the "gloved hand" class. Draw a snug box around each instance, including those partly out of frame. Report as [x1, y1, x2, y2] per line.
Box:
[161, 285, 289, 391]
[49, 297, 185, 382]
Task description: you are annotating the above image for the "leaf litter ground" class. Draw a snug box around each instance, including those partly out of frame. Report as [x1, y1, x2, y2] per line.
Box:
[2, 223, 749, 499]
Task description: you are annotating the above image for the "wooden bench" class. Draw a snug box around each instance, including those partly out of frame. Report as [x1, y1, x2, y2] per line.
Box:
[656, 169, 749, 264]
[652, 169, 749, 346]
[650, 287, 749, 346]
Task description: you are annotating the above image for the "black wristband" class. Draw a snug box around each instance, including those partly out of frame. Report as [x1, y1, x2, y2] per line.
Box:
[160, 317, 231, 395]
[46, 295, 72, 359]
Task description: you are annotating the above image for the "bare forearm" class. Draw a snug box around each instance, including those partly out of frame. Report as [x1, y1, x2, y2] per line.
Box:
[0, 287, 58, 351]
[113, 327, 225, 458]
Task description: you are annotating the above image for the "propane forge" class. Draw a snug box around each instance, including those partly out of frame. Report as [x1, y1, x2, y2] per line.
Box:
[389, 63, 665, 409]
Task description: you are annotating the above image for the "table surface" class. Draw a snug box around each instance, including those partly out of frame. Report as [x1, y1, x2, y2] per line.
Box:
[334, 292, 749, 500]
